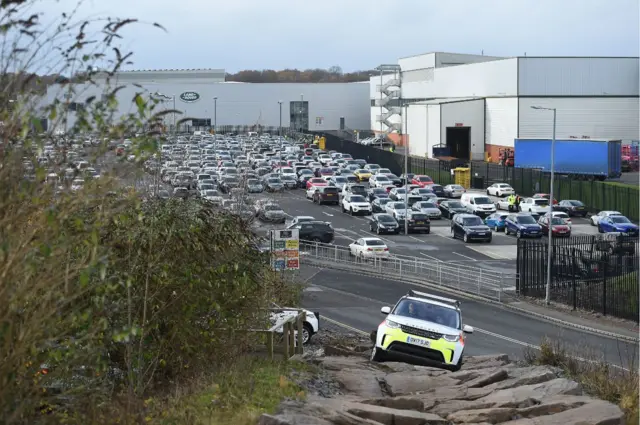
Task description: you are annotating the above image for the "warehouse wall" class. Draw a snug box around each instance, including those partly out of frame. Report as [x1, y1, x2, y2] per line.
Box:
[485, 97, 519, 158]
[402, 58, 518, 99]
[518, 57, 639, 96]
[44, 81, 370, 131]
[518, 97, 640, 140]
[440, 99, 485, 160]
[406, 104, 428, 156]
[426, 105, 441, 158]
[398, 53, 436, 71]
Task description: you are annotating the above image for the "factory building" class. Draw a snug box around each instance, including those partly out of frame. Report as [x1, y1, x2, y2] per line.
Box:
[42, 69, 370, 133]
[370, 53, 640, 161]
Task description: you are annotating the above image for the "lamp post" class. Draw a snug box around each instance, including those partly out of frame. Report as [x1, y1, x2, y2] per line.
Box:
[531, 105, 557, 306]
[278, 101, 283, 151]
[403, 103, 409, 235]
[213, 97, 218, 152]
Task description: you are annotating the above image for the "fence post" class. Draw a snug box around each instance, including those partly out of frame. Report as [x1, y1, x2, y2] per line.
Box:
[571, 248, 577, 311]
[283, 322, 290, 359]
[315, 242, 318, 258]
[602, 260, 607, 317]
[477, 269, 482, 295]
[334, 244, 338, 261]
[399, 259, 403, 276]
[296, 312, 304, 354]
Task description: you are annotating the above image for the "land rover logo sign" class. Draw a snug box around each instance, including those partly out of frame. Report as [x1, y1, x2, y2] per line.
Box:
[179, 91, 200, 103]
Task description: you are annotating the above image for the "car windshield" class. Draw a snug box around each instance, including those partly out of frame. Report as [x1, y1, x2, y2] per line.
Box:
[371, 188, 386, 194]
[311, 179, 325, 183]
[351, 186, 366, 194]
[550, 217, 564, 225]
[268, 179, 282, 183]
[393, 203, 406, 209]
[346, 176, 358, 182]
[463, 217, 483, 226]
[281, 175, 295, 181]
[534, 199, 548, 205]
[395, 188, 406, 194]
[411, 213, 428, 220]
[300, 169, 313, 175]
[364, 239, 385, 246]
[517, 215, 537, 224]
[451, 185, 464, 190]
[447, 201, 463, 208]
[356, 169, 368, 174]
[203, 190, 218, 196]
[350, 195, 366, 202]
[224, 176, 239, 183]
[393, 300, 460, 329]
[376, 176, 390, 181]
[377, 215, 396, 223]
[418, 176, 432, 182]
[323, 187, 338, 193]
[264, 205, 282, 211]
[499, 184, 512, 188]
[247, 179, 259, 184]
[568, 200, 584, 206]
[334, 177, 347, 183]
[377, 198, 391, 205]
[611, 216, 631, 224]
[420, 202, 437, 209]
[416, 188, 431, 194]
[474, 197, 492, 205]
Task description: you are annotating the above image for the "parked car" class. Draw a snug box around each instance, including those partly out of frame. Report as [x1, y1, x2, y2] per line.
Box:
[504, 213, 543, 238]
[439, 200, 467, 219]
[598, 215, 639, 236]
[443, 184, 465, 198]
[369, 213, 400, 234]
[245, 178, 264, 193]
[341, 194, 372, 216]
[258, 203, 287, 223]
[412, 201, 442, 219]
[349, 237, 390, 259]
[367, 187, 389, 202]
[430, 184, 445, 197]
[484, 212, 508, 231]
[595, 233, 636, 255]
[293, 221, 335, 243]
[519, 197, 551, 214]
[372, 197, 393, 213]
[312, 186, 340, 205]
[590, 210, 623, 226]
[486, 183, 515, 197]
[411, 175, 434, 187]
[538, 216, 572, 237]
[450, 214, 492, 243]
[556, 200, 587, 217]
[397, 212, 431, 234]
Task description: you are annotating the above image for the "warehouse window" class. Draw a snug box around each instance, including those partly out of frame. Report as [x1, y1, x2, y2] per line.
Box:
[191, 118, 211, 127]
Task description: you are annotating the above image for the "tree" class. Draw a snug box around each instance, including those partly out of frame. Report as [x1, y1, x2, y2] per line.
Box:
[225, 67, 373, 83]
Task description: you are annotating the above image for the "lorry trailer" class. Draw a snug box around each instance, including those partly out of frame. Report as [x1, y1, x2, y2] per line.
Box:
[513, 138, 622, 180]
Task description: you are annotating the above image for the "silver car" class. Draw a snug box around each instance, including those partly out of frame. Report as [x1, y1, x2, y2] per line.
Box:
[443, 184, 466, 198]
[412, 201, 442, 219]
[385, 201, 408, 220]
[260, 203, 286, 223]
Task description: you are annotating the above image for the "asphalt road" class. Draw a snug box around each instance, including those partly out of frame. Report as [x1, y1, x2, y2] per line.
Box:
[257, 187, 599, 275]
[300, 267, 638, 368]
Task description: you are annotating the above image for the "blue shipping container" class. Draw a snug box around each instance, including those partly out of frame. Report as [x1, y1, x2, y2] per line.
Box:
[514, 139, 622, 178]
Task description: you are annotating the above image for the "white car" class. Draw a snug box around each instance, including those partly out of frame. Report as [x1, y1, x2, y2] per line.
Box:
[341, 194, 372, 215]
[70, 178, 85, 191]
[443, 184, 466, 198]
[306, 186, 319, 199]
[487, 183, 515, 197]
[373, 168, 392, 175]
[288, 216, 316, 227]
[279, 167, 297, 179]
[349, 237, 390, 258]
[495, 198, 511, 211]
[369, 174, 392, 188]
[385, 201, 409, 220]
[270, 306, 319, 345]
[519, 197, 552, 214]
[590, 210, 622, 226]
[542, 211, 572, 227]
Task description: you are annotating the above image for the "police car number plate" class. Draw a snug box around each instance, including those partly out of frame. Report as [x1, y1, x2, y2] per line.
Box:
[406, 336, 430, 347]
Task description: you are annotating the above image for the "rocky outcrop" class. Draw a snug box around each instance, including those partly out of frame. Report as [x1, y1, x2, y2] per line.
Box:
[259, 348, 625, 425]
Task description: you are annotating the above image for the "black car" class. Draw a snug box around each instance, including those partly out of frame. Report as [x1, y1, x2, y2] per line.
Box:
[372, 197, 393, 213]
[557, 200, 587, 217]
[264, 177, 285, 192]
[451, 213, 492, 243]
[369, 213, 400, 234]
[312, 186, 340, 205]
[439, 200, 467, 219]
[383, 173, 403, 187]
[430, 184, 445, 197]
[367, 187, 389, 202]
[397, 212, 431, 234]
[293, 221, 335, 243]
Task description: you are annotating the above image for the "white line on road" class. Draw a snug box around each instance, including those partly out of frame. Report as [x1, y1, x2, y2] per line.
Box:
[419, 252, 442, 262]
[453, 251, 477, 261]
[409, 236, 425, 243]
[322, 211, 334, 217]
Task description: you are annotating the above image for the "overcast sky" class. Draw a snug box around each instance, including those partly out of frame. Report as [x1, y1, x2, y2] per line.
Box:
[40, 0, 640, 72]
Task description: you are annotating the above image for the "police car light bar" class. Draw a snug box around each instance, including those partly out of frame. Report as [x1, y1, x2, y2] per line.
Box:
[408, 290, 461, 307]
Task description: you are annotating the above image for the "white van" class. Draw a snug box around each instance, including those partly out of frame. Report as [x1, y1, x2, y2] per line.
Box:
[460, 193, 496, 217]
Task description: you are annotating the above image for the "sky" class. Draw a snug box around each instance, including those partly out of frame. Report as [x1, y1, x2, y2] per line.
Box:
[35, 0, 640, 73]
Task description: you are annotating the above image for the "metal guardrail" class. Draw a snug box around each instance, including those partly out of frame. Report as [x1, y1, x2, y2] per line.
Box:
[299, 241, 514, 301]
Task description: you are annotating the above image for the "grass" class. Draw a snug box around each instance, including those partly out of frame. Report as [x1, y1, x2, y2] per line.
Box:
[524, 338, 639, 425]
[148, 357, 310, 425]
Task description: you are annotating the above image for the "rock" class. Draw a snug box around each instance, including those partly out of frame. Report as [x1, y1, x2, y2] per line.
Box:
[325, 345, 359, 357]
[516, 398, 588, 417]
[465, 369, 509, 388]
[478, 378, 583, 407]
[353, 344, 372, 353]
[257, 414, 291, 425]
[428, 385, 493, 402]
[359, 397, 424, 411]
[430, 400, 494, 417]
[345, 401, 449, 425]
[317, 356, 379, 372]
[448, 370, 482, 383]
[384, 371, 459, 395]
[485, 366, 558, 391]
[331, 370, 385, 398]
[499, 400, 624, 425]
[257, 413, 334, 425]
[380, 362, 418, 373]
[447, 407, 517, 423]
[464, 354, 510, 364]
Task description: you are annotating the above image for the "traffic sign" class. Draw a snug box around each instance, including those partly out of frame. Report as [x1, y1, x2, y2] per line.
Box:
[269, 229, 300, 271]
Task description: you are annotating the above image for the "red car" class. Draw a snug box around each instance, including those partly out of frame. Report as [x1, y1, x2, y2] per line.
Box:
[533, 193, 558, 205]
[411, 175, 434, 188]
[538, 216, 571, 237]
[306, 177, 328, 190]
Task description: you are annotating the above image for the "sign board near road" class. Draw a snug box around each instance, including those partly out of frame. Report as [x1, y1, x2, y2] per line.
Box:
[270, 229, 299, 271]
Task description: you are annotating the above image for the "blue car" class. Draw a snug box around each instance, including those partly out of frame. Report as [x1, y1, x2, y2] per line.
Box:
[505, 213, 543, 238]
[485, 213, 508, 231]
[598, 215, 639, 236]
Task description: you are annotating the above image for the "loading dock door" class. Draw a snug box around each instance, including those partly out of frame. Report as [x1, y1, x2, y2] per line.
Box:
[445, 127, 471, 160]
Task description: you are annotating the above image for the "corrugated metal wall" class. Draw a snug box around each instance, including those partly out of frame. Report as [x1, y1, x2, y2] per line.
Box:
[406, 104, 428, 156]
[518, 97, 640, 140]
[485, 97, 519, 147]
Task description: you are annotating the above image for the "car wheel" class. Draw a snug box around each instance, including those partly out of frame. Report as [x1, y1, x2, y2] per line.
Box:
[463, 233, 469, 243]
[370, 345, 385, 362]
[376, 227, 380, 235]
[350, 208, 354, 216]
[598, 225, 603, 233]
[494, 225, 499, 232]
[505, 227, 510, 235]
[302, 323, 313, 344]
[516, 230, 522, 239]
[450, 227, 455, 238]
[590, 218, 596, 226]
[449, 355, 463, 372]
[486, 190, 490, 195]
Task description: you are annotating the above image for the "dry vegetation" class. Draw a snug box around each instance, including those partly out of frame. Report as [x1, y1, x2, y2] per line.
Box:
[524, 338, 639, 425]
[0, 1, 303, 424]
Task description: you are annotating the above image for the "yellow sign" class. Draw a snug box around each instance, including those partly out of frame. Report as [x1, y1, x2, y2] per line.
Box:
[285, 239, 299, 249]
[319, 137, 326, 150]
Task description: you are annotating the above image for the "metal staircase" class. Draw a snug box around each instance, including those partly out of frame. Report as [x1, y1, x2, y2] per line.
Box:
[374, 65, 402, 134]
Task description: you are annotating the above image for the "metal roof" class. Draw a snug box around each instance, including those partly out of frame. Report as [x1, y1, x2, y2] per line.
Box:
[408, 97, 482, 105]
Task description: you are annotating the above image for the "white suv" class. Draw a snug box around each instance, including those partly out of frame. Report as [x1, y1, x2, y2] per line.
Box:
[270, 306, 320, 345]
[341, 194, 372, 216]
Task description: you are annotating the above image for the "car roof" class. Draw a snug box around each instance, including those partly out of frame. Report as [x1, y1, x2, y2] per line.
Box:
[403, 296, 459, 311]
[362, 237, 386, 242]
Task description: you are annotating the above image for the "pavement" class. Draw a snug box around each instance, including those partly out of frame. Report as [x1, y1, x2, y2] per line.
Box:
[298, 266, 639, 369]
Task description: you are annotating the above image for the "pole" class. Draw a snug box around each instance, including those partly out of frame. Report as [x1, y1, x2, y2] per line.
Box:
[379, 69, 383, 149]
[214, 97, 217, 152]
[545, 108, 556, 305]
[278, 101, 282, 151]
[172, 95, 176, 136]
[403, 103, 409, 236]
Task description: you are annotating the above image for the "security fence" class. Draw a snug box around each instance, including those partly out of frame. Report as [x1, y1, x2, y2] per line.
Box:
[298, 241, 514, 301]
[311, 132, 639, 221]
[517, 235, 639, 321]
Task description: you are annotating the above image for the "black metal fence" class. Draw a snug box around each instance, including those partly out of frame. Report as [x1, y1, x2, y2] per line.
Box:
[516, 235, 639, 321]
[312, 132, 640, 221]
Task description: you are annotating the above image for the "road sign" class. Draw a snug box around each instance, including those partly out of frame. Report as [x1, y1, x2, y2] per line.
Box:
[270, 229, 299, 271]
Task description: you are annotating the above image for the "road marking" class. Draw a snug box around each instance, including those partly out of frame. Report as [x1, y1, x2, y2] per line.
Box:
[419, 252, 442, 262]
[453, 251, 477, 261]
[409, 236, 425, 243]
[321, 316, 370, 336]
[322, 211, 334, 217]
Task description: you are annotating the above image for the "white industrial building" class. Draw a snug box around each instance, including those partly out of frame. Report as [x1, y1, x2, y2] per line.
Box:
[370, 53, 640, 161]
[41, 69, 370, 133]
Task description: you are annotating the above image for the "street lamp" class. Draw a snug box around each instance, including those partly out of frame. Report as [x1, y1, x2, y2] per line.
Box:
[403, 103, 409, 235]
[278, 101, 283, 151]
[531, 105, 557, 306]
[213, 97, 218, 151]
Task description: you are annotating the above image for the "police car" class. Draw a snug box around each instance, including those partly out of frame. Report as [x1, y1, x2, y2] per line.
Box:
[371, 291, 473, 371]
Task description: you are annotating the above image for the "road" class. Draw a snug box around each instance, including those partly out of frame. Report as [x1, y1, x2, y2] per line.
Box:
[300, 267, 638, 369]
[256, 187, 600, 275]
